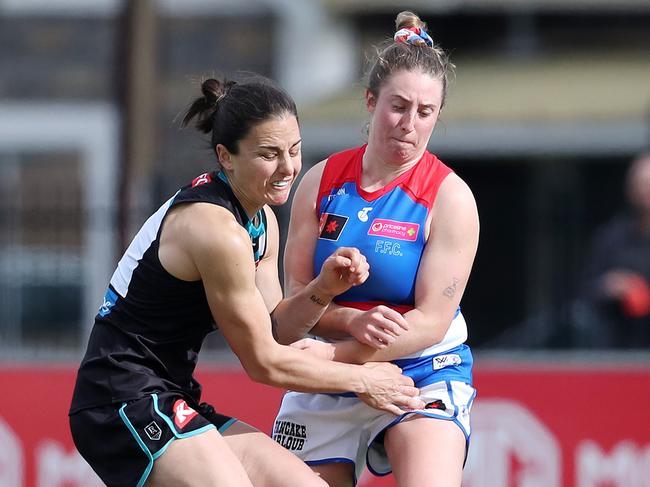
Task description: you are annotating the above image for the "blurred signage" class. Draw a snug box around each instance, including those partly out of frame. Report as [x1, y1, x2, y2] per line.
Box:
[0, 364, 648, 486]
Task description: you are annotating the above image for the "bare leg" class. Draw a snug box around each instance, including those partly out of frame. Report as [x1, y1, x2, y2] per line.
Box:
[384, 416, 465, 487]
[222, 421, 328, 487]
[311, 463, 355, 487]
[146, 428, 253, 487]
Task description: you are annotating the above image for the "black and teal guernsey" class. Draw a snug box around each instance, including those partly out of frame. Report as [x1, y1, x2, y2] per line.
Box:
[70, 171, 267, 414]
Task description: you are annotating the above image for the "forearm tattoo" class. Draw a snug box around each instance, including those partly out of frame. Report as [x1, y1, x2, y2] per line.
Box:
[443, 277, 460, 300]
[309, 294, 328, 307]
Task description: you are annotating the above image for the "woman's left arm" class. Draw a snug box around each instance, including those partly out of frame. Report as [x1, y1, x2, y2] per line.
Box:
[312, 174, 480, 363]
[255, 206, 369, 343]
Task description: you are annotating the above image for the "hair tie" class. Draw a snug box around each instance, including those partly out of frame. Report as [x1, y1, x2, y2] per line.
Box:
[207, 80, 237, 107]
[394, 27, 433, 48]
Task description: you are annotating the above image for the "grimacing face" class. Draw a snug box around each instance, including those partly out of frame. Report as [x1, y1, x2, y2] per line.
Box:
[217, 113, 302, 213]
[366, 69, 443, 165]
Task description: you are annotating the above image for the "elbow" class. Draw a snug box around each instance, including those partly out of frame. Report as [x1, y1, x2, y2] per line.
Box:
[244, 362, 270, 384]
[240, 348, 284, 387]
[430, 330, 446, 346]
[242, 359, 274, 385]
[416, 329, 444, 349]
[429, 315, 459, 345]
[270, 309, 303, 346]
[424, 322, 449, 347]
[274, 328, 300, 346]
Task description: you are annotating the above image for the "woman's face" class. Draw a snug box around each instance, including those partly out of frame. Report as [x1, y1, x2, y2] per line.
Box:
[218, 113, 302, 211]
[366, 69, 443, 164]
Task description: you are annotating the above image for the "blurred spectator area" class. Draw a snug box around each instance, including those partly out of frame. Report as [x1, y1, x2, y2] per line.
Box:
[0, 0, 648, 356]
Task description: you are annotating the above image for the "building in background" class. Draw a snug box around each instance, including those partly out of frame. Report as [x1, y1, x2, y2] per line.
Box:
[0, 0, 649, 357]
[1, 2, 649, 486]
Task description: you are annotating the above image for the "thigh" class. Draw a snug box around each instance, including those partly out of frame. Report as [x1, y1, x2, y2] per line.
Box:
[222, 421, 328, 487]
[70, 405, 150, 487]
[311, 463, 355, 487]
[274, 391, 372, 468]
[367, 380, 475, 476]
[385, 416, 465, 487]
[70, 393, 247, 487]
[147, 428, 253, 487]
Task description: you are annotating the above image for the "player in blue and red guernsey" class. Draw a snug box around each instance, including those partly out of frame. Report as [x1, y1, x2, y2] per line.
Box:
[273, 10, 480, 487]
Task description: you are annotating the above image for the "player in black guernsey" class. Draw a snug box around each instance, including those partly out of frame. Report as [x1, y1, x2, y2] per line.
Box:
[69, 75, 423, 487]
[70, 172, 264, 414]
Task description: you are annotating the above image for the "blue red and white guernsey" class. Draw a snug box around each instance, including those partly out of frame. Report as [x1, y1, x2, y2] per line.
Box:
[273, 146, 475, 476]
[314, 145, 471, 375]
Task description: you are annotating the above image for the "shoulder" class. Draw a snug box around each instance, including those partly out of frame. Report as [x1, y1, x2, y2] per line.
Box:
[176, 202, 251, 256]
[435, 173, 479, 222]
[319, 146, 363, 183]
[329, 145, 362, 161]
[294, 159, 327, 200]
[438, 172, 475, 204]
[400, 152, 454, 208]
[299, 159, 328, 191]
[324, 146, 362, 174]
[291, 159, 329, 210]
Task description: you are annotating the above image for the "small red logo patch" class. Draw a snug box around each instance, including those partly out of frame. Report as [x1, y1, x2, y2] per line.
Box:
[173, 399, 198, 429]
[318, 213, 348, 241]
[192, 173, 212, 187]
[425, 399, 446, 411]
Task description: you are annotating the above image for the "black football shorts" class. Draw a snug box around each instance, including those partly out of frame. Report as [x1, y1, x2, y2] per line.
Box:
[69, 392, 236, 487]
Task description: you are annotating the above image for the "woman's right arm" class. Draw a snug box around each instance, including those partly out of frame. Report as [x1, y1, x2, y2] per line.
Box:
[174, 202, 423, 414]
[280, 161, 409, 348]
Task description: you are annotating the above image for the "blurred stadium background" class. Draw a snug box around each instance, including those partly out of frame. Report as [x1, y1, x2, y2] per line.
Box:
[0, 0, 648, 485]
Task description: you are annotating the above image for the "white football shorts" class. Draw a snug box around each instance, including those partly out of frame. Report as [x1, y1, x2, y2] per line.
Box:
[273, 345, 476, 479]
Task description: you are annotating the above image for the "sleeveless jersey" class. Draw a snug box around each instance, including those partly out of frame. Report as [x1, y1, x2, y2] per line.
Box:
[70, 171, 267, 413]
[314, 145, 467, 358]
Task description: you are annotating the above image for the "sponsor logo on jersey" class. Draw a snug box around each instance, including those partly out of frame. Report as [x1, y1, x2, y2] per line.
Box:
[98, 287, 118, 317]
[318, 213, 348, 241]
[191, 172, 212, 187]
[357, 207, 373, 222]
[173, 399, 198, 429]
[326, 187, 347, 202]
[367, 219, 419, 241]
[273, 420, 307, 451]
[432, 353, 462, 370]
[144, 421, 162, 441]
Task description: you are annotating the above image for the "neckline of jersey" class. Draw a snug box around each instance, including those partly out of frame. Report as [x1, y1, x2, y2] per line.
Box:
[354, 144, 425, 202]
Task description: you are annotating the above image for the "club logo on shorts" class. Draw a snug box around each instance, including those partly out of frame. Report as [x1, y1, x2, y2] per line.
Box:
[318, 213, 348, 241]
[425, 399, 446, 411]
[432, 353, 462, 370]
[272, 420, 306, 451]
[144, 421, 162, 441]
[173, 399, 198, 429]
